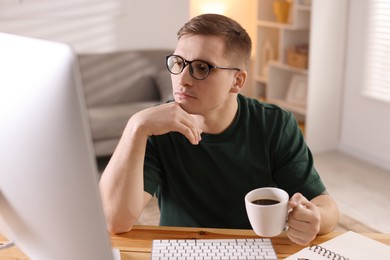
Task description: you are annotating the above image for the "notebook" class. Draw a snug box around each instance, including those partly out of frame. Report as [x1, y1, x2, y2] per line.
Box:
[285, 231, 390, 260]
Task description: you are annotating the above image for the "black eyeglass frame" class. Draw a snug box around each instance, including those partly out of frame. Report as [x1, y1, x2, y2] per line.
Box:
[165, 54, 241, 80]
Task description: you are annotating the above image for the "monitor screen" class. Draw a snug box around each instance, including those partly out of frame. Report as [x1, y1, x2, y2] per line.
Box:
[0, 33, 115, 260]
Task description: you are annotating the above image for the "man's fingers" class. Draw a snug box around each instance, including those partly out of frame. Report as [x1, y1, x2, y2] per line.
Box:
[287, 227, 312, 246]
[174, 109, 202, 145]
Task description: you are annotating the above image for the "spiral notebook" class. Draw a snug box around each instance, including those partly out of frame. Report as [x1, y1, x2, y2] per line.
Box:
[285, 231, 390, 260]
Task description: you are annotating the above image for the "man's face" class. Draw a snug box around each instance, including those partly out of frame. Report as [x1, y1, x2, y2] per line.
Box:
[171, 34, 239, 115]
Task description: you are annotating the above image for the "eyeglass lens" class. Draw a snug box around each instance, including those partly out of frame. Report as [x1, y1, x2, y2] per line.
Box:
[166, 55, 210, 80]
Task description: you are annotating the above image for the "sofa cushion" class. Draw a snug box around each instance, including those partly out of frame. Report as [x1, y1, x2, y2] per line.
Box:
[88, 102, 159, 140]
[155, 70, 174, 102]
[94, 138, 122, 158]
[78, 49, 173, 157]
[78, 51, 168, 107]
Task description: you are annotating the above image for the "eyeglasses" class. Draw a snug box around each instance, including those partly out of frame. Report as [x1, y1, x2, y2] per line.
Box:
[166, 54, 240, 80]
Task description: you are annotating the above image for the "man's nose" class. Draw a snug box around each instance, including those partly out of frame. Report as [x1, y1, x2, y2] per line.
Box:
[177, 64, 193, 87]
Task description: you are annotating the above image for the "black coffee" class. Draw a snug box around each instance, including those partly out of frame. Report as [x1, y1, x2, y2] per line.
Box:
[251, 199, 280, 205]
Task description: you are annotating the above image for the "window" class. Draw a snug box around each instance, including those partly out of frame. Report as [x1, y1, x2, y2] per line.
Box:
[362, 0, 390, 102]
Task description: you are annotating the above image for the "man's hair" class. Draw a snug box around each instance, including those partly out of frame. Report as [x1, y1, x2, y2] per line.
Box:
[177, 13, 252, 69]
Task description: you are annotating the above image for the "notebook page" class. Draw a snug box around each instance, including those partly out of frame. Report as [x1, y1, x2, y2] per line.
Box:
[285, 231, 390, 260]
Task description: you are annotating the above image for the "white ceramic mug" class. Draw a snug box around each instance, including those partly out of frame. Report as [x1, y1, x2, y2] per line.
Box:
[245, 187, 289, 237]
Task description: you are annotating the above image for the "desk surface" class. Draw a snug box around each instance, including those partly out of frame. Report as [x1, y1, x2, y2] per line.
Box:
[1, 225, 390, 259]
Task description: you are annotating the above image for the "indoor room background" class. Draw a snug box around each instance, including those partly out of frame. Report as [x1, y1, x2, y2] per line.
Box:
[1, 0, 389, 232]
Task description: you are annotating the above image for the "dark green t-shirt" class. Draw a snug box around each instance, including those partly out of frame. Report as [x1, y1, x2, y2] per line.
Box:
[144, 94, 325, 229]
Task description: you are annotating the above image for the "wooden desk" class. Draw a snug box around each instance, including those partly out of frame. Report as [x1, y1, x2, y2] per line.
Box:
[1, 225, 390, 259]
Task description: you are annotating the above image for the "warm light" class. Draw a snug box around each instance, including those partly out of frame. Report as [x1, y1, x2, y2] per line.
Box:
[200, 2, 226, 15]
[189, 0, 256, 57]
[190, 0, 227, 17]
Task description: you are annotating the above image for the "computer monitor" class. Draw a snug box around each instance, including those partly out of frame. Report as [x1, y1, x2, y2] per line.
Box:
[0, 33, 116, 260]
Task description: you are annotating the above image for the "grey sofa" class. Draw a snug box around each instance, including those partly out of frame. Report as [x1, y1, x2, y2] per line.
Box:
[78, 49, 173, 157]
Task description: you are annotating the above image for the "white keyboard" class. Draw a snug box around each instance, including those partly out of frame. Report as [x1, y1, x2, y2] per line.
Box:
[150, 238, 277, 260]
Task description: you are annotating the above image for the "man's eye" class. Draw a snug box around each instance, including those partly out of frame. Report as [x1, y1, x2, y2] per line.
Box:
[194, 62, 209, 72]
[169, 59, 184, 71]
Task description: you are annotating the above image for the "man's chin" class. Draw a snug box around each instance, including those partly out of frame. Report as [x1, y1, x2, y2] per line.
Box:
[176, 101, 201, 115]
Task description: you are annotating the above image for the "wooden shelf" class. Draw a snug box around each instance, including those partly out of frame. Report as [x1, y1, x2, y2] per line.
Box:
[269, 61, 308, 75]
[296, 4, 311, 11]
[254, 0, 311, 123]
[257, 20, 297, 30]
[267, 98, 307, 116]
[255, 75, 267, 83]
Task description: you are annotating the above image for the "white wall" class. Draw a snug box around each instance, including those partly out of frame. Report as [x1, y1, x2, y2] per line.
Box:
[339, 0, 390, 171]
[307, 0, 390, 171]
[305, 0, 348, 153]
[117, 0, 189, 51]
[0, 0, 189, 53]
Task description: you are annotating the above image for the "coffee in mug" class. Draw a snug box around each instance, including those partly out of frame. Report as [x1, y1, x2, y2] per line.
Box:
[245, 187, 289, 237]
[251, 199, 280, 205]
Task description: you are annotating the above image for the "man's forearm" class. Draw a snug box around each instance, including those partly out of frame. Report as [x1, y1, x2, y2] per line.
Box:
[311, 194, 340, 234]
[99, 122, 148, 234]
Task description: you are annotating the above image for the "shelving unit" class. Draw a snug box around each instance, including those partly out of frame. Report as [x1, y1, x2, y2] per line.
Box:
[254, 0, 311, 122]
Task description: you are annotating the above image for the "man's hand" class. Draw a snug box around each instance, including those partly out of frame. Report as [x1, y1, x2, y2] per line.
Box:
[287, 193, 321, 245]
[130, 102, 202, 145]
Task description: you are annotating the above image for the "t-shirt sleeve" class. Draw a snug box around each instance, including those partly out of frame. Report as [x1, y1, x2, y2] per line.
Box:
[271, 112, 326, 200]
[143, 137, 162, 196]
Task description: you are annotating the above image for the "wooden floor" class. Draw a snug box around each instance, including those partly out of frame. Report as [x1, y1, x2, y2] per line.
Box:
[314, 150, 390, 233]
[98, 150, 390, 233]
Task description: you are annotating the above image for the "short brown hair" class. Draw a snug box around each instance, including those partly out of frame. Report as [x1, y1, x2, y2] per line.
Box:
[177, 14, 252, 69]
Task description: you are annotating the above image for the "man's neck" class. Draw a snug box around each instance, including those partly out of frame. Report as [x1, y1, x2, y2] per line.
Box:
[192, 96, 239, 134]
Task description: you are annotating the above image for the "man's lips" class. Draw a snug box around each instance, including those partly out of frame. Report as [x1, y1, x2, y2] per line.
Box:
[175, 91, 196, 99]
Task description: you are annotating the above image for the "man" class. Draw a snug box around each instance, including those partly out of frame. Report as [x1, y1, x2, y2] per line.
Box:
[99, 14, 339, 245]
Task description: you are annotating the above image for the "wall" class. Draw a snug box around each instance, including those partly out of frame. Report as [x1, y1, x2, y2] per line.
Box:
[305, 0, 348, 153]
[0, 0, 189, 53]
[307, 0, 390, 171]
[189, 0, 256, 52]
[339, 0, 390, 170]
[117, 0, 189, 51]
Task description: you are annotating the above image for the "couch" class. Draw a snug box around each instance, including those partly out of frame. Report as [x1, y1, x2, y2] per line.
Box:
[77, 49, 173, 157]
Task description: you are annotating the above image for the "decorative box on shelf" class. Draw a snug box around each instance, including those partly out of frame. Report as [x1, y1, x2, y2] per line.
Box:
[286, 44, 309, 69]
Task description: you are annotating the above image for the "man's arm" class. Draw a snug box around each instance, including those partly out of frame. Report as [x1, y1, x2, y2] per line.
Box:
[311, 193, 340, 234]
[287, 192, 339, 245]
[99, 102, 202, 234]
[99, 122, 150, 234]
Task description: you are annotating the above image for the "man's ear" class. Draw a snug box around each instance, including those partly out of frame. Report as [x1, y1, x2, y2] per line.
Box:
[230, 71, 247, 93]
